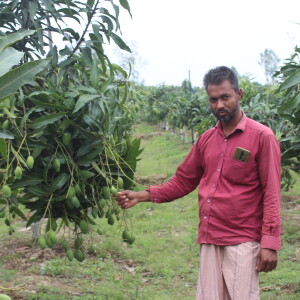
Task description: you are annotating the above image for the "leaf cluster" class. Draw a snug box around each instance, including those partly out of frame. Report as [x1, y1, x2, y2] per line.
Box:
[0, 0, 141, 258]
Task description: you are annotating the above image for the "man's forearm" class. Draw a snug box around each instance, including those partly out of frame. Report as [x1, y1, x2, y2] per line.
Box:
[137, 190, 150, 202]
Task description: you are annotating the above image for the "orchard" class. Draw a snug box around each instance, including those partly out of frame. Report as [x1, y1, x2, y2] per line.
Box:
[0, 2, 299, 299]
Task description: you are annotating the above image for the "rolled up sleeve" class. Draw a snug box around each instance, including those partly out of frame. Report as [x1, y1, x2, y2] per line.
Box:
[258, 133, 282, 250]
[146, 138, 204, 203]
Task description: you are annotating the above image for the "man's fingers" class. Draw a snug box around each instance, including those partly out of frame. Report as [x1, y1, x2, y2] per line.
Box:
[256, 249, 278, 272]
[116, 192, 130, 209]
[115, 190, 139, 209]
[116, 196, 129, 206]
[256, 256, 277, 272]
[255, 255, 261, 271]
[266, 260, 277, 272]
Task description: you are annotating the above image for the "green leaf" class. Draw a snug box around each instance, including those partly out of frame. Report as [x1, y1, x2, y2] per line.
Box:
[0, 47, 24, 77]
[278, 113, 298, 125]
[11, 145, 27, 168]
[76, 139, 102, 158]
[20, 107, 38, 131]
[73, 94, 99, 113]
[0, 30, 35, 52]
[110, 32, 131, 52]
[57, 57, 77, 68]
[78, 170, 95, 179]
[12, 177, 44, 189]
[76, 86, 97, 93]
[26, 185, 49, 197]
[0, 59, 50, 101]
[99, 75, 114, 93]
[81, 47, 93, 68]
[47, 45, 58, 67]
[101, 15, 114, 32]
[111, 63, 128, 78]
[280, 69, 300, 91]
[278, 93, 300, 113]
[125, 138, 141, 170]
[91, 58, 100, 89]
[29, 98, 68, 110]
[0, 130, 14, 139]
[26, 211, 39, 227]
[63, 28, 80, 41]
[28, 1, 39, 23]
[77, 147, 104, 165]
[0, 138, 7, 159]
[87, 0, 95, 8]
[119, 0, 132, 18]
[49, 173, 69, 192]
[11, 206, 27, 221]
[29, 112, 65, 129]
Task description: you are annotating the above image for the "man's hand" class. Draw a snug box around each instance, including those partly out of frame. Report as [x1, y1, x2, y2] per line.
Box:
[256, 248, 278, 272]
[116, 190, 150, 209]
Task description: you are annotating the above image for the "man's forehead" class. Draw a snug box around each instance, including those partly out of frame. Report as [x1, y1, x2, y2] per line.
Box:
[207, 80, 234, 95]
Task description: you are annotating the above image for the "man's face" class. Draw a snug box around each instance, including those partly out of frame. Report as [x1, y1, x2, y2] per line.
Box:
[207, 80, 242, 123]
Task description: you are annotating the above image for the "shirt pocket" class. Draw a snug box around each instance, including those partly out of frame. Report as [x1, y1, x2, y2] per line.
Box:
[222, 157, 253, 184]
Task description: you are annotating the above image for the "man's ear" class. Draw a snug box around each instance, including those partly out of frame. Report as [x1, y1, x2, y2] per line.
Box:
[237, 88, 243, 100]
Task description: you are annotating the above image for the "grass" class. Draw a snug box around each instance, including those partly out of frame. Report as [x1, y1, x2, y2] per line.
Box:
[135, 123, 192, 179]
[0, 122, 299, 299]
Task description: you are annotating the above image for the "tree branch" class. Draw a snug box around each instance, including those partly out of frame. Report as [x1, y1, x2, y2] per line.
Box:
[68, 0, 100, 58]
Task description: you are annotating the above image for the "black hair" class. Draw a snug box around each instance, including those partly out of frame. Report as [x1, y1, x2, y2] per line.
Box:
[203, 66, 239, 92]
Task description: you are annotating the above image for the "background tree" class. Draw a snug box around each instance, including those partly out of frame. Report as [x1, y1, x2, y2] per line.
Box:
[113, 40, 146, 83]
[258, 48, 280, 84]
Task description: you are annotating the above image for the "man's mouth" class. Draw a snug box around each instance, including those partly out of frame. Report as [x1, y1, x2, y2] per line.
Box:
[216, 111, 228, 116]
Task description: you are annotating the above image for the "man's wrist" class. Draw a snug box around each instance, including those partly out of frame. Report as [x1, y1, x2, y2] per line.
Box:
[261, 248, 276, 252]
[137, 191, 150, 203]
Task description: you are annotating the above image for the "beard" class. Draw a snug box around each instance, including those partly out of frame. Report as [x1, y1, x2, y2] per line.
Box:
[212, 103, 238, 123]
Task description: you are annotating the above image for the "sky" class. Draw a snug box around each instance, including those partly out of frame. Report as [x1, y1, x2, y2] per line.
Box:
[108, 0, 300, 87]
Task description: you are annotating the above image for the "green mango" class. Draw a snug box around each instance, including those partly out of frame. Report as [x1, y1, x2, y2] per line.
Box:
[2, 185, 11, 197]
[26, 156, 34, 169]
[62, 132, 72, 146]
[14, 166, 22, 179]
[79, 220, 89, 234]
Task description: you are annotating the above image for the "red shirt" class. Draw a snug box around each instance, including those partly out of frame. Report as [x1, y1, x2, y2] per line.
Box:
[147, 114, 281, 250]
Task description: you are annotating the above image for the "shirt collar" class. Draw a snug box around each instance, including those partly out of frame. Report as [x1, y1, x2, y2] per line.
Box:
[215, 111, 247, 132]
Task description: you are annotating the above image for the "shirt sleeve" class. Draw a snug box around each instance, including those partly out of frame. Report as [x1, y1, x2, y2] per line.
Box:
[257, 132, 282, 250]
[146, 136, 204, 203]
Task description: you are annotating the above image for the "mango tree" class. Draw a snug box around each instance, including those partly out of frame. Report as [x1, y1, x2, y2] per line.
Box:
[274, 47, 300, 189]
[0, 0, 141, 261]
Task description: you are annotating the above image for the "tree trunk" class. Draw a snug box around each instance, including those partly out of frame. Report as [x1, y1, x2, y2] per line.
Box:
[183, 126, 189, 143]
[31, 222, 41, 239]
[180, 128, 183, 140]
[192, 129, 197, 144]
[165, 121, 169, 131]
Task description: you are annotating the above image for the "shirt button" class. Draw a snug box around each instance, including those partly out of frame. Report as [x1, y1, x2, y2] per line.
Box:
[224, 139, 227, 142]
[220, 153, 224, 156]
[217, 168, 220, 172]
[212, 184, 216, 187]
[207, 199, 211, 202]
[204, 216, 207, 220]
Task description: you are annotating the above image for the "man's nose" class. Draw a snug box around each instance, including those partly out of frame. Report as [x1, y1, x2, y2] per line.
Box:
[216, 99, 225, 109]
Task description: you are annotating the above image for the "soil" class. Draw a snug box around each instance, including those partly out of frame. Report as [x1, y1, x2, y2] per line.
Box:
[135, 132, 162, 140]
[135, 174, 167, 186]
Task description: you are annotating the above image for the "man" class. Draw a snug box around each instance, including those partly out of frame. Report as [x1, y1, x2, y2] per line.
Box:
[116, 66, 281, 300]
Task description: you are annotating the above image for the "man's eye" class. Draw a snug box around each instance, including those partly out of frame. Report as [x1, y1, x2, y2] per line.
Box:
[222, 95, 229, 100]
[209, 98, 217, 102]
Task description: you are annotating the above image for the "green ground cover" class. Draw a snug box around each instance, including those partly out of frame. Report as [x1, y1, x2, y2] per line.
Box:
[0, 123, 299, 299]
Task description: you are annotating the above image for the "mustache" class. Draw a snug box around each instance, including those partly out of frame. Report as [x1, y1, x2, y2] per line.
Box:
[215, 108, 230, 114]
